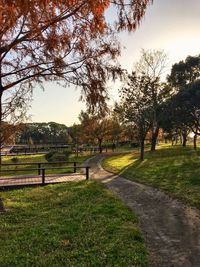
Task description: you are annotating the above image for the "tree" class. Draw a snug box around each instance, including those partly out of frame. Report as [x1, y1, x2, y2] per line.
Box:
[68, 124, 83, 144]
[79, 111, 111, 153]
[178, 81, 200, 149]
[121, 123, 139, 144]
[168, 55, 200, 88]
[0, 0, 152, 161]
[68, 123, 84, 156]
[116, 72, 153, 160]
[135, 49, 170, 151]
[162, 80, 200, 149]
[166, 54, 200, 148]
[159, 97, 190, 147]
[109, 111, 123, 145]
[0, 0, 152, 121]
[0, 87, 29, 161]
[0, 121, 21, 146]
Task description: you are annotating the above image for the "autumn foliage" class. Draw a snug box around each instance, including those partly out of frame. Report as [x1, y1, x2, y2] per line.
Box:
[0, 0, 152, 110]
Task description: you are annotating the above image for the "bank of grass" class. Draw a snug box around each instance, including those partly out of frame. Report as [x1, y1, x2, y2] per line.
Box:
[0, 153, 93, 176]
[0, 181, 149, 267]
[103, 145, 200, 208]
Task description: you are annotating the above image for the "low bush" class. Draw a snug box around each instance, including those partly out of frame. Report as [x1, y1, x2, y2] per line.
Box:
[45, 151, 55, 162]
[45, 150, 71, 163]
[11, 157, 19, 163]
[131, 142, 139, 148]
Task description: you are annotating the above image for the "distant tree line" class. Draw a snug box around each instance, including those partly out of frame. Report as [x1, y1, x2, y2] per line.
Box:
[16, 122, 70, 145]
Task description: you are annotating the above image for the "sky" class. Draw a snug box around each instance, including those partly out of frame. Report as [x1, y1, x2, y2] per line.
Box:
[29, 0, 200, 126]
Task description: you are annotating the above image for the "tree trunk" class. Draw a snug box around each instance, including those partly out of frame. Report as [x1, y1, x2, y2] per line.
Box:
[151, 127, 159, 151]
[76, 145, 79, 157]
[182, 137, 187, 147]
[194, 134, 197, 150]
[180, 133, 183, 145]
[182, 132, 187, 147]
[140, 138, 145, 161]
[98, 138, 103, 154]
[175, 135, 178, 145]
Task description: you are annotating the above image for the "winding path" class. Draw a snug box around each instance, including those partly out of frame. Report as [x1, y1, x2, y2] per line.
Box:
[85, 154, 200, 267]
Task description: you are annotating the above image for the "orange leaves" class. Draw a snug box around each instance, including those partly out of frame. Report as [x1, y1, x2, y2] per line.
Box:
[0, 1, 18, 30]
[90, 0, 110, 16]
[0, 0, 152, 114]
[0, 0, 152, 37]
[87, 0, 110, 34]
[114, 0, 153, 32]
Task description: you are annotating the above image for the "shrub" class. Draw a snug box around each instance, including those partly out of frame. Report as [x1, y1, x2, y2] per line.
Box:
[45, 150, 71, 163]
[45, 151, 56, 162]
[131, 142, 139, 148]
[63, 150, 71, 158]
[11, 157, 19, 163]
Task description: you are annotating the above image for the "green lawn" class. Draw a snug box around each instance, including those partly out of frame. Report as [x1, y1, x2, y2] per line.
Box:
[0, 181, 149, 267]
[103, 145, 200, 208]
[0, 153, 92, 176]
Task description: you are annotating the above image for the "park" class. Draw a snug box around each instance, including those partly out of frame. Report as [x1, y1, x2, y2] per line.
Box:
[0, 1, 200, 267]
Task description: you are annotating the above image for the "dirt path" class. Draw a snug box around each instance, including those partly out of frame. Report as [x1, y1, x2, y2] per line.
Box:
[85, 154, 200, 267]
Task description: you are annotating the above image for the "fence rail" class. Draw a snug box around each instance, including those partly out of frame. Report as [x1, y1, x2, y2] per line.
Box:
[0, 161, 77, 165]
[0, 163, 90, 188]
[0, 161, 79, 175]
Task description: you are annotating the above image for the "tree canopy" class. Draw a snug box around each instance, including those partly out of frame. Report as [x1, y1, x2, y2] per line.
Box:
[167, 55, 200, 88]
[0, 0, 152, 113]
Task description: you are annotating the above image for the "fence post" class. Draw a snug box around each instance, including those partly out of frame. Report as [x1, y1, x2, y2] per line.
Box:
[86, 167, 89, 180]
[42, 168, 45, 185]
[38, 163, 41, 175]
[73, 162, 77, 173]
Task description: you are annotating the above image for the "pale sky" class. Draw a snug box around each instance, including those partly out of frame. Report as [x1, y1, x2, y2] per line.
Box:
[30, 0, 200, 126]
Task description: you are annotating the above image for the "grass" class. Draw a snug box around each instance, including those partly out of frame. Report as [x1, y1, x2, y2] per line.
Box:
[0, 181, 149, 267]
[0, 153, 93, 176]
[103, 145, 200, 208]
